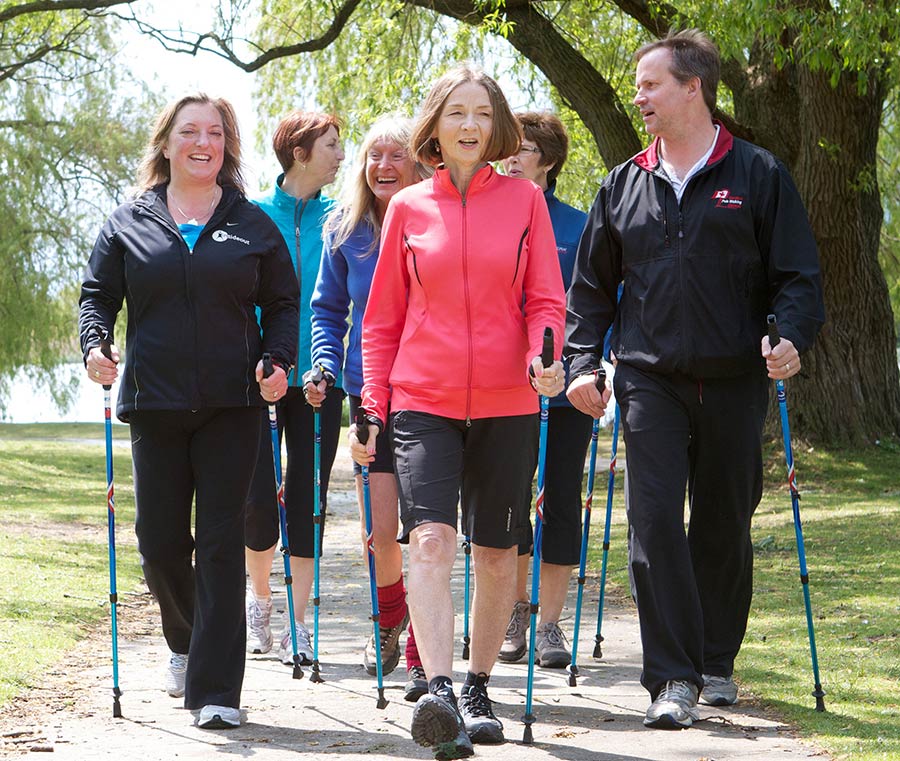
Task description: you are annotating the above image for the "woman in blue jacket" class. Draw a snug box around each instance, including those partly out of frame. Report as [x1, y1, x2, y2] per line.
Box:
[307, 115, 427, 700]
[499, 111, 593, 670]
[243, 111, 346, 665]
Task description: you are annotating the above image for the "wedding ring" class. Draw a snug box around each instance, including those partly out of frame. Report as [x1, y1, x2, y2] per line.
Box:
[95, 370, 100, 378]
[786, 362, 791, 371]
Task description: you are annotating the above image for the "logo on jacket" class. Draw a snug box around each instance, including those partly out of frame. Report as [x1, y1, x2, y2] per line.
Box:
[212, 229, 250, 245]
[712, 189, 743, 209]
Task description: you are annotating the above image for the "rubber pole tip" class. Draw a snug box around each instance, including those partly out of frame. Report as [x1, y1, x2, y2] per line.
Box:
[461, 644, 470, 661]
[813, 689, 826, 712]
[523, 723, 534, 744]
[292, 663, 304, 680]
[592, 643, 603, 660]
[310, 662, 324, 683]
[113, 698, 122, 719]
[376, 691, 388, 710]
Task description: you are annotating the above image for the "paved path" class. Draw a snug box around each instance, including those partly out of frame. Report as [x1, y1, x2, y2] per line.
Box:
[0, 450, 826, 761]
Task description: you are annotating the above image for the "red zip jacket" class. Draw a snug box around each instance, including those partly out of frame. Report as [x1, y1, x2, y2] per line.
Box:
[361, 164, 565, 425]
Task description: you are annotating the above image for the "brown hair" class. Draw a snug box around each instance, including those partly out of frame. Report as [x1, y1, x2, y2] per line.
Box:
[272, 111, 342, 173]
[635, 29, 720, 114]
[411, 63, 521, 167]
[515, 111, 569, 186]
[135, 93, 244, 192]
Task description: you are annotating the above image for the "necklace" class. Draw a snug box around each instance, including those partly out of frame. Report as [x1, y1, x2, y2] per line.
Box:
[169, 186, 220, 225]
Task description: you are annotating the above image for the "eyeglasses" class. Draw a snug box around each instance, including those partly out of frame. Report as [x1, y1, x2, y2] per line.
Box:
[517, 146, 542, 156]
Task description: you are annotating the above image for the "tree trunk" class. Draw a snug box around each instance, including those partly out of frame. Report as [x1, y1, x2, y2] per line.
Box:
[773, 67, 900, 444]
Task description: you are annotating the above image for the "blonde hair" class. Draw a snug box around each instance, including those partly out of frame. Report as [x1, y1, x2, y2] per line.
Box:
[135, 93, 244, 192]
[411, 63, 521, 167]
[327, 114, 426, 255]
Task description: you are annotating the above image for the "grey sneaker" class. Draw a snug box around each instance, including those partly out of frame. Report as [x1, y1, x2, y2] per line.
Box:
[458, 680, 504, 744]
[197, 704, 240, 729]
[535, 621, 572, 669]
[411, 690, 473, 759]
[246, 594, 273, 654]
[643, 680, 700, 729]
[165, 651, 188, 697]
[405, 665, 428, 702]
[364, 611, 409, 676]
[701, 674, 738, 706]
[278, 621, 313, 665]
[498, 600, 530, 663]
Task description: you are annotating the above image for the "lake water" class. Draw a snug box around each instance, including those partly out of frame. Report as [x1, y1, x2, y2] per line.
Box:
[2, 363, 120, 425]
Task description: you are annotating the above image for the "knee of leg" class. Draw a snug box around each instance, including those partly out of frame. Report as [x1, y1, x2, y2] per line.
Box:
[411, 525, 456, 567]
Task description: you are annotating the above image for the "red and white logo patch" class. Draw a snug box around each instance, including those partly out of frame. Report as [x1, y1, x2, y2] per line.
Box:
[712, 189, 743, 209]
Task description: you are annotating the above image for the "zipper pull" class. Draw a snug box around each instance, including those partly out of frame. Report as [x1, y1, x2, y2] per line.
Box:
[678, 211, 684, 239]
[465, 416, 472, 428]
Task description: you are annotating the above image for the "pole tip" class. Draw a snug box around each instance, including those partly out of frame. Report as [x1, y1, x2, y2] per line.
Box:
[813, 687, 826, 712]
[522, 718, 534, 744]
[376, 690, 388, 710]
[113, 698, 122, 719]
[292, 661, 304, 680]
[310, 662, 324, 683]
[461, 643, 470, 661]
[567, 665, 578, 688]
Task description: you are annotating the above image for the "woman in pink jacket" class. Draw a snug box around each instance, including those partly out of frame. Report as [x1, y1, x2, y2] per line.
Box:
[350, 63, 565, 756]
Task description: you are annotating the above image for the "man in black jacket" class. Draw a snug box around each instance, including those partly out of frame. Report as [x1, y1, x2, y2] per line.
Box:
[565, 29, 825, 729]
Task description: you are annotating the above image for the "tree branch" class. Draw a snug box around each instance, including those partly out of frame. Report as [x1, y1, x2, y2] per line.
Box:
[0, 0, 136, 24]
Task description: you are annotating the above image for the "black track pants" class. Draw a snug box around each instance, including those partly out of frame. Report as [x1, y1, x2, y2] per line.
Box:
[614, 364, 768, 700]
[130, 406, 260, 710]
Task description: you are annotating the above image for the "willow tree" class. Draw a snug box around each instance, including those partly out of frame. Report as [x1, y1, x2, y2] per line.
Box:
[0, 0, 155, 411]
[141, 0, 900, 445]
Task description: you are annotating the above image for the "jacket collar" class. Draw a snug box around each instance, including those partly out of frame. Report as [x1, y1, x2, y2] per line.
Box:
[273, 173, 324, 209]
[543, 180, 558, 204]
[433, 163, 495, 198]
[632, 120, 733, 172]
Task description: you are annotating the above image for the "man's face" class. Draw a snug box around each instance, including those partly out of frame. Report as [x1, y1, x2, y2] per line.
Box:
[633, 47, 694, 139]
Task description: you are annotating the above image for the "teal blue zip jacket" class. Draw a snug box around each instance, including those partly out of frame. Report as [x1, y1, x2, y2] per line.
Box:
[253, 174, 340, 387]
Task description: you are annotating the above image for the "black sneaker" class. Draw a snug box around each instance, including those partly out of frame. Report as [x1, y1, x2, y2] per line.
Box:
[410, 685, 473, 759]
[405, 665, 428, 702]
[458, 680, 504, 744]
[364, 611, 409, 676]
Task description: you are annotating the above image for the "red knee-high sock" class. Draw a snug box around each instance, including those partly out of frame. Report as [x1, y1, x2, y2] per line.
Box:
[377, 575, 407, 629]
[405, 622, 421, 668]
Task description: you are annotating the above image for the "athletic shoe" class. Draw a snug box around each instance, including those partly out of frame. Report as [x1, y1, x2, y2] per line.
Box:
[197, 704, 240, 729]
[643, 680, 700, 729]
[364, 611, 409, 676]
[165, 652, 188, 698]
[278, 621, 313, 665]
[534, 621, 572, 669]
[498, 600, 530, 663]
[410, 689, 473, 759]
[405, 665, 428, 702]
[246, 594, 273, 654]
[701, 673, 739, 706]
[458, 681, 504, 744]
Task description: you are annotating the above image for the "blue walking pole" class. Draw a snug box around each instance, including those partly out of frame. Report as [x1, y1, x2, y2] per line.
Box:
[522, 327, 555, 744]
[460, 534, 471, 660]
[355, 409, 389, 708]
[566, 369, 607, 686]
[262, 354, 303, 680]
[305, 365, 328, 684]
[767, 315, 826, 711]
[97, 332, 122, 718]
[593, 404, 620, 661]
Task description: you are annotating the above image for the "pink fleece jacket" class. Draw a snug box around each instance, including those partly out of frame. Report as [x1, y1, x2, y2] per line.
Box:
[361, 163, 565, 425]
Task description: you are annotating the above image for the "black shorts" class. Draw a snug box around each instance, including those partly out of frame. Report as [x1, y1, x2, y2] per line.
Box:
[244, 387, 344, 557]
[348, 394, 394, 476]
[391, 409, 538, 550]
[519, 405, 594, 565]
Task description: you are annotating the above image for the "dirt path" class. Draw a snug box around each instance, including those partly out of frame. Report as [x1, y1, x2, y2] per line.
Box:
[0, 447, 827, 760]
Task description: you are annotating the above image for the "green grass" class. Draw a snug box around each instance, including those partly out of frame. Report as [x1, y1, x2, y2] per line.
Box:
[0, 424, 142, 705]
[589, 430, 900, 761]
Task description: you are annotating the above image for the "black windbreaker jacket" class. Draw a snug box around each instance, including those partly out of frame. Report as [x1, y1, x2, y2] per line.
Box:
[79, 184, 299, 421]
[566, 124, 825, 380]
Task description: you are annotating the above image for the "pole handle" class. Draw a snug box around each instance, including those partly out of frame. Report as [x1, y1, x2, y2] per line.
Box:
[355, 408, 370, 446]
[541, 327, 554, 369]
[262, 352, 274, 379]
[767, 314, 781, 350]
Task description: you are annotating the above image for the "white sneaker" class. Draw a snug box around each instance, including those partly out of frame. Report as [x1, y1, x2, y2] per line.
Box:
[197, 704, 240, 729]
[278, 621, 313, 665]
[643, 680, 700, 729]
[165, 651, 188, 697]
[246, 593, 273, 654]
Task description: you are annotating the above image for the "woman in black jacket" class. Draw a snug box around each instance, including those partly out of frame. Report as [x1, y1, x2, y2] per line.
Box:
[78, 93, 298, 730]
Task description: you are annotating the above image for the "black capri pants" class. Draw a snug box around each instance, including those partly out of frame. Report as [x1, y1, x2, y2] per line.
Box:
[392, 409, 538, 549]
[244, 386, 343, 557]
[518, 404, 594, 564]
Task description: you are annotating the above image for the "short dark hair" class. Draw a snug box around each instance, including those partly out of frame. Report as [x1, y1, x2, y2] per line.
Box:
[635, 29, 720, 114]
[515, 111, 569, 186]
[411, 63, 521, 167]
[272, 111, 342, 173]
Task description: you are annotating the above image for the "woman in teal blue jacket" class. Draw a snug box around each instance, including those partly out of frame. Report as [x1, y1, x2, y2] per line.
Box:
[244, 111, 346, 665]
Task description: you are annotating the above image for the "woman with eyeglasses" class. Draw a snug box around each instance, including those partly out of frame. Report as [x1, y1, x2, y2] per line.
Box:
[499, 111, 592, 671]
